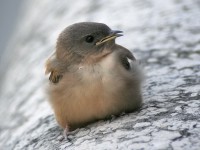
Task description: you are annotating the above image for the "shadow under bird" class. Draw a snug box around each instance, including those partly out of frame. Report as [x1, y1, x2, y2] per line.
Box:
[45, 22, 143, 136]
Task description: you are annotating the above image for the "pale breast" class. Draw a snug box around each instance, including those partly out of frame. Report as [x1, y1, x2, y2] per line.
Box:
[77, 52, 117, 80]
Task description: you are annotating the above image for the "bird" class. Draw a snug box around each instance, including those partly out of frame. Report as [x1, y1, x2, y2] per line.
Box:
[45, 22, 143, 136]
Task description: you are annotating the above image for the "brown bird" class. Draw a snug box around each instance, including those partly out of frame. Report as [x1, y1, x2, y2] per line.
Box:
[45, 22, 143, 135]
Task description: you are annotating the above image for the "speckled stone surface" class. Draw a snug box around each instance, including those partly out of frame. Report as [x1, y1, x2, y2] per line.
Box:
[0, 0, 200, 149]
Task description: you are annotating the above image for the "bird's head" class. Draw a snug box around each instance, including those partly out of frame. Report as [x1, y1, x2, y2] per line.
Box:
[56, 22, 123, 62]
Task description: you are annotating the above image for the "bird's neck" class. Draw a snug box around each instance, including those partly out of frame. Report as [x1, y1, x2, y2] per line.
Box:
[81, 49, 113, 66]
[56, 45, 114, 67]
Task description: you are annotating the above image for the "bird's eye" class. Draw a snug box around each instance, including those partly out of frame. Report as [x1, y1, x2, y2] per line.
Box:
[85, 35, 94, 43]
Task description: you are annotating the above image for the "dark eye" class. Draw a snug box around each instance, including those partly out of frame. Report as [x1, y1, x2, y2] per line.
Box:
[85, 35, 94, 43]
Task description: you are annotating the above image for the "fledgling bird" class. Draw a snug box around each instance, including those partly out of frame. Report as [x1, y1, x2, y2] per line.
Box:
[45, 22, 143, 134]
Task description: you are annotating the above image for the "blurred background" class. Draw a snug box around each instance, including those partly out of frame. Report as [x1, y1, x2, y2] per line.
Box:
[0, 0, 23, 56]
[0, 0, 23, 75]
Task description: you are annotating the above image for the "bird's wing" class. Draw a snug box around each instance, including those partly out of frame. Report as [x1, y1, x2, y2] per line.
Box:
[116, 45, 144, 83]
[45, 52, 63, 84]
[45, 52, 56, 75]
[115, 44, 135, 70]
[120, 54, 133, 71]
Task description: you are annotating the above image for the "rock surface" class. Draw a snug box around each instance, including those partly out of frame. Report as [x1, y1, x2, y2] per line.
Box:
[0, 0, 200, 149]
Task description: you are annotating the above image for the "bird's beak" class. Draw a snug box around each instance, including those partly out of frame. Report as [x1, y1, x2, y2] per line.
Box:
[96, 30, 123, 46]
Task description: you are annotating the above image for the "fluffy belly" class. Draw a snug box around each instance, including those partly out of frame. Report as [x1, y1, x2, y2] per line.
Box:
[48, 54, 142, 130]
[49, 76, 120, 129]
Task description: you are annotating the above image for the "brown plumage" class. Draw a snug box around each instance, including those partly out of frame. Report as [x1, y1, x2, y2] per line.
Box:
[45, 22, 143, 132]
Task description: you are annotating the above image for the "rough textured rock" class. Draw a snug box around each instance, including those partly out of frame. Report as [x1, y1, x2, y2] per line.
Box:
[0, 0, 200, 149]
